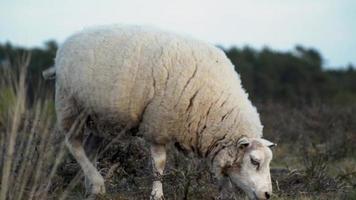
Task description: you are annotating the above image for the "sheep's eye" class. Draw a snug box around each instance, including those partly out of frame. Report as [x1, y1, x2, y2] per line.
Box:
[250, 158, 260, 169]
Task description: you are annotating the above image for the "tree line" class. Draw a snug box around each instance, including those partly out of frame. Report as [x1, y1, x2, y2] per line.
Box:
[1, 41, 355, 106]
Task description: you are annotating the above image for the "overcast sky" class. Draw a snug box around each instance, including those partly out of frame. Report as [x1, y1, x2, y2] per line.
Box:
[0, 0, 355, 68]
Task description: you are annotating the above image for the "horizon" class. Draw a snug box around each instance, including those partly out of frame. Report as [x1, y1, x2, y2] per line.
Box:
[1, 0, 355, 69]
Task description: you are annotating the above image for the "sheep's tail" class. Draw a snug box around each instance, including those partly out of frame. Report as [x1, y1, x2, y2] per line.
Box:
[42, 66, 56, 80]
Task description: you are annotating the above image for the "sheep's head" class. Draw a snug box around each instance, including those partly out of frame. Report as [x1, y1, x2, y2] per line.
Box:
[212, 137, 275, 200]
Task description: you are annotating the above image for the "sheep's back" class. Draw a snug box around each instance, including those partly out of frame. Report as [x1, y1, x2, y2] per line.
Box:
[54, 25, 244, 137]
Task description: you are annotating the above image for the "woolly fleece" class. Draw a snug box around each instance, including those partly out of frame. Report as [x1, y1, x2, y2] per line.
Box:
[55, 25, 263, 157]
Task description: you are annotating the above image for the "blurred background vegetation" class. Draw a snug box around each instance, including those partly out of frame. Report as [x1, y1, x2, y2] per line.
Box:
[1, 41, 355, 106]
[0, 41, 355, 199]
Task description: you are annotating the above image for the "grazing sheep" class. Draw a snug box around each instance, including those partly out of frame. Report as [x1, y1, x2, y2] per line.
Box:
[49, 25, 275, 200]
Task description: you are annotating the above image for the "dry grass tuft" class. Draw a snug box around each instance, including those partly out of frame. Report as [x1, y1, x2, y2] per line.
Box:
[0, 56, 66, 200]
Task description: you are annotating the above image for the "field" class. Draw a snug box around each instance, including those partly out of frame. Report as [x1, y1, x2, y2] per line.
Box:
[0, 57, 355, 200]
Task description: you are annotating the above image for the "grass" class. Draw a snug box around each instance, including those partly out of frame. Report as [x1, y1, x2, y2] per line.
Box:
[0, 56, 67, 200]
[0, 57, 355, 199]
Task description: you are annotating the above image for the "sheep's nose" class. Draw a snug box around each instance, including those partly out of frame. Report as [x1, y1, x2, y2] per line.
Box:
[265, 192, 271, 199]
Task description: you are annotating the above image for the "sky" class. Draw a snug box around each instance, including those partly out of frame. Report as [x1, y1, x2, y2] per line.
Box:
[0, 0, 355, 68]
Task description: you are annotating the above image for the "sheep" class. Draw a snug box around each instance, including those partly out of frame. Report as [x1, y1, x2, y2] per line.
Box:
[49, 25, 276, 200]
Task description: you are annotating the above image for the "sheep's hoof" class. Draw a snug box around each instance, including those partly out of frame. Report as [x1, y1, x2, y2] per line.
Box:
[92, 184, 106, 194]
[150, 192, 165, 200]
[86, 194, 99, 200]
[86, 194, 110, 200]
[150, 196, 165, 200]
[85, 183, 106, 199]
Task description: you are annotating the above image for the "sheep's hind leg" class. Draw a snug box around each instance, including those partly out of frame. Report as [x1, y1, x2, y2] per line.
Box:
[63, 117, 106, 195]
[83, 130, 104, 195]
[150, 144, 166, 200]
[56, 85, 105, 196]
[66, 133, 106, 194]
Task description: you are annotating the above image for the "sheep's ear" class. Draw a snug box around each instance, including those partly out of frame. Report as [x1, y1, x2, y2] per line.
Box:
[260, 138, 276, 148]
[237, 137, 250, 149]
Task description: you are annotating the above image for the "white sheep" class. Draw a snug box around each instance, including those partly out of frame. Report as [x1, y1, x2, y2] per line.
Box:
[49, 25, 275, 200]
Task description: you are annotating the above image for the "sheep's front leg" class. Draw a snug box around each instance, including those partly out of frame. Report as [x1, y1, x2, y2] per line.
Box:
[150, 144, 166, 200]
